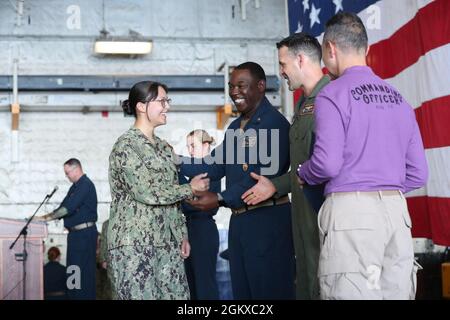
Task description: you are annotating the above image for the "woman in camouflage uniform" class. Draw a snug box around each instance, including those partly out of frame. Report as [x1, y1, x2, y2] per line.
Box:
[108, 81, 209, 300]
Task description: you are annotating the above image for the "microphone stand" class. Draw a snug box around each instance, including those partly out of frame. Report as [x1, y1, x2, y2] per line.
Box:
[9, 191, 54, 300]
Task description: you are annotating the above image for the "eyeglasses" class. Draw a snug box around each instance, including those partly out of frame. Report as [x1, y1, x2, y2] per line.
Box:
[150, 98, 172, 108]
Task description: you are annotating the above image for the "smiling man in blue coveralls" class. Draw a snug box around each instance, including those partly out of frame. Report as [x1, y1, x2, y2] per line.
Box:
[36, 158, 98, 300]
[180, 62, 295, 299]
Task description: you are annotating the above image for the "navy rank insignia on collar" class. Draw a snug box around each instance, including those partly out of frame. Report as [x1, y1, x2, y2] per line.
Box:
[300, 103, 315, 116]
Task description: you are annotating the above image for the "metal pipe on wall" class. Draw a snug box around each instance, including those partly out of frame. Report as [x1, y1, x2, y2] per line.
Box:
[224, 62, 230, 106]
[280, 0, 293, 120]
[15, 0, 24, 27]
[11, 59, 19, 163]
[13, 60, 18, 104]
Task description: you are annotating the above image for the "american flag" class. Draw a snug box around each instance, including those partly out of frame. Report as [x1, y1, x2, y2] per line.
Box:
[287, 0, 450, 246]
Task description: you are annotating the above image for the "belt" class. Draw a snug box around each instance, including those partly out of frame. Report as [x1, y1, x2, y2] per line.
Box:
[186, 215, 214, 221]
[45, 291, 66, 297]
[68, 222, 95, 232]
[328, 190, 402, 198]
[232, 195, 290, 215]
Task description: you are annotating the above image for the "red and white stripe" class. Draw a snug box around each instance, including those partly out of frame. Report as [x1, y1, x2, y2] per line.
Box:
[369, 0, 450, 245]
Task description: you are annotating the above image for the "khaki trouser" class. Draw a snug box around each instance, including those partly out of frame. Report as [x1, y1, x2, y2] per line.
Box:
[317, 190, 419, 300]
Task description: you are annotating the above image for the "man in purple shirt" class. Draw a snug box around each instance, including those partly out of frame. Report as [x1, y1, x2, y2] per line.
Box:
[297, 12, 428, 299]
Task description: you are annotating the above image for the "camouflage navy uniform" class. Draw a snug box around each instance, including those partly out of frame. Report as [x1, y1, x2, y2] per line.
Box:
[108, 127, 193, 300]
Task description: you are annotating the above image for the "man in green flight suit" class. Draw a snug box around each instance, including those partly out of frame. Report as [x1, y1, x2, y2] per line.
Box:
[242, 33, 330, 300]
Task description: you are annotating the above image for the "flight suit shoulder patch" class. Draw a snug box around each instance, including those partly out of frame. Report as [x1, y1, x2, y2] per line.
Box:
[300, 103, 315, 116]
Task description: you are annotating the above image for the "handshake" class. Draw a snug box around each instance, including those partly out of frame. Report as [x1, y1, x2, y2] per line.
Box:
[189, 173, 210, 193]
[186, 173, 221, 211]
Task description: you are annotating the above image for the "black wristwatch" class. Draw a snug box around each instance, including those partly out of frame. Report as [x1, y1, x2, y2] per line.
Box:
[217, 193, 226, 207]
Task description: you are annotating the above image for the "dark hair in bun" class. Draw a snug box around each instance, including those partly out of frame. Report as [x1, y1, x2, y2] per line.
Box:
[122, 81, 168, 118]
[121, 99, 132, 115]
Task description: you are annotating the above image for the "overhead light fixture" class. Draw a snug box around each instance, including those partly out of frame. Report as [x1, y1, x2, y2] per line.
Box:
[94, 39, 152, 55]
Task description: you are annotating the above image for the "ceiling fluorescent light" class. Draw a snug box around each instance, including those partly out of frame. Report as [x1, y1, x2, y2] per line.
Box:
[94, 40, 152, 55]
